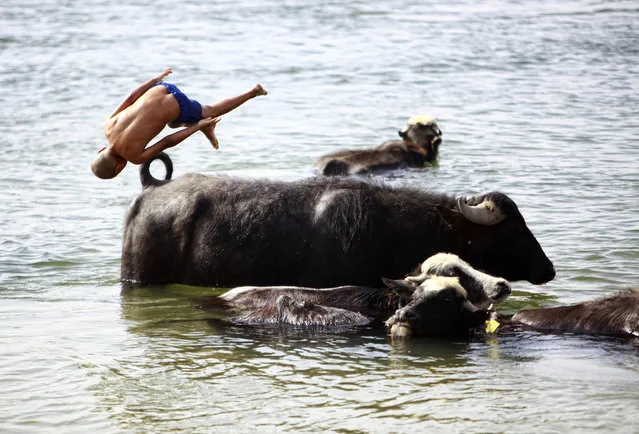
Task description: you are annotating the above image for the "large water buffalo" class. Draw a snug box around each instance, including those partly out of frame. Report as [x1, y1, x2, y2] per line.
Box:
[121, 153, 555, 287]
[314, 115, 443, 176]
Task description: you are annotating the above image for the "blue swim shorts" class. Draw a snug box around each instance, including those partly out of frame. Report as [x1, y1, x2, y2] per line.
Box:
[154, 81, 203, 125]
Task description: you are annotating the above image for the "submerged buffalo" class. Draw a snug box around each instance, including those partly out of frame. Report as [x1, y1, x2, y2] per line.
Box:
[314, 115, 443, 176]
[511, 288, 639, 338]
[224, 276, 492, 336]
[215, 253, 511, 326]
[121, 153, 555, 287]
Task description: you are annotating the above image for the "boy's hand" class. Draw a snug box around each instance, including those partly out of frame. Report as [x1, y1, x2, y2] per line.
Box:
[198, 117, 221, 150]
[155, 67, 172, 82]
[197, 117, 220, 128]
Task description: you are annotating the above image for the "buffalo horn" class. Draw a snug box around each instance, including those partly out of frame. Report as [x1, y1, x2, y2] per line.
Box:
[462, 300, 480, 313]
[406, 272, 428, 284]
[458, 198, 506, 226]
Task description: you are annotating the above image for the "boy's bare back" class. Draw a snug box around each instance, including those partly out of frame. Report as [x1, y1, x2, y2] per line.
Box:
[103, 84, 182, 164]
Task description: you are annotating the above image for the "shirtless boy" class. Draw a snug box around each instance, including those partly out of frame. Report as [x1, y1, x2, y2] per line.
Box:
[91, 68, 267, 179]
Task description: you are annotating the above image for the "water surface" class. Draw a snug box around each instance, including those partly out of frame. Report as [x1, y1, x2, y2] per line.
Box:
[1, 0, 638, 432]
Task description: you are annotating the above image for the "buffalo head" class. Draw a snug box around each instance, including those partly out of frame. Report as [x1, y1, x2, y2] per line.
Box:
[398, 114, 443, 162]
[386, 276, 491, 338]
[454, 192, 556, 285]
[401, 253, 511, 308]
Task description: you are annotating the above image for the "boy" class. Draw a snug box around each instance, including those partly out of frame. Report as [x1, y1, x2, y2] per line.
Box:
[91, 68, 267, 179]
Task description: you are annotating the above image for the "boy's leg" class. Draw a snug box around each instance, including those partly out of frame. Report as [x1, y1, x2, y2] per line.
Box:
[201, 84, 267, 119]
[170, 84, 266, 148]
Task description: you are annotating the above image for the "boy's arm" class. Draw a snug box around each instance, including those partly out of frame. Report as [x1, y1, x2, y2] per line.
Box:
[134, 117, 219, 164]
[108, 68, 173, 118]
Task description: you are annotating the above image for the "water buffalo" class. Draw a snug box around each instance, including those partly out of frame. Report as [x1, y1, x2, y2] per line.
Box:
[314, 115, 443, 176]
[121, 153, 555, 287]
[511, 288, 639, 338]
[199, 262, 496, 333]
[220, 253, 511, 321]
[229, 276, 491, 333]
[216, 253, 508, 327]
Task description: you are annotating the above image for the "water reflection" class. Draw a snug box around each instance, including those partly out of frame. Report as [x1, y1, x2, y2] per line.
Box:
[79, 284, 639, 432]
[114, 284, 480, 422]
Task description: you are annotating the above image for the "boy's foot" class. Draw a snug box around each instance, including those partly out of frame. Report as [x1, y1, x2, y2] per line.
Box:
[253, 84, 268, 96]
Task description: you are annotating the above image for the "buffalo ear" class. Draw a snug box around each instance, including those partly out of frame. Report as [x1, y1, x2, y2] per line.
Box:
[383, 278, 417, 308]
[398, 129, 408, 139]
[436, 204, 463, 226]
[382, 278, 417, 295]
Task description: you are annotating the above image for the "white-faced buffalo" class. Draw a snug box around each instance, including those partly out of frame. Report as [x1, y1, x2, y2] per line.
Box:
[218, 253, 510, 326]
[228, 276, 491, 334]
[314, 115, 443, 176]
[511, 288, 639, 338]
[121, 153, 555, 287]
[196, 255, 511, 337]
